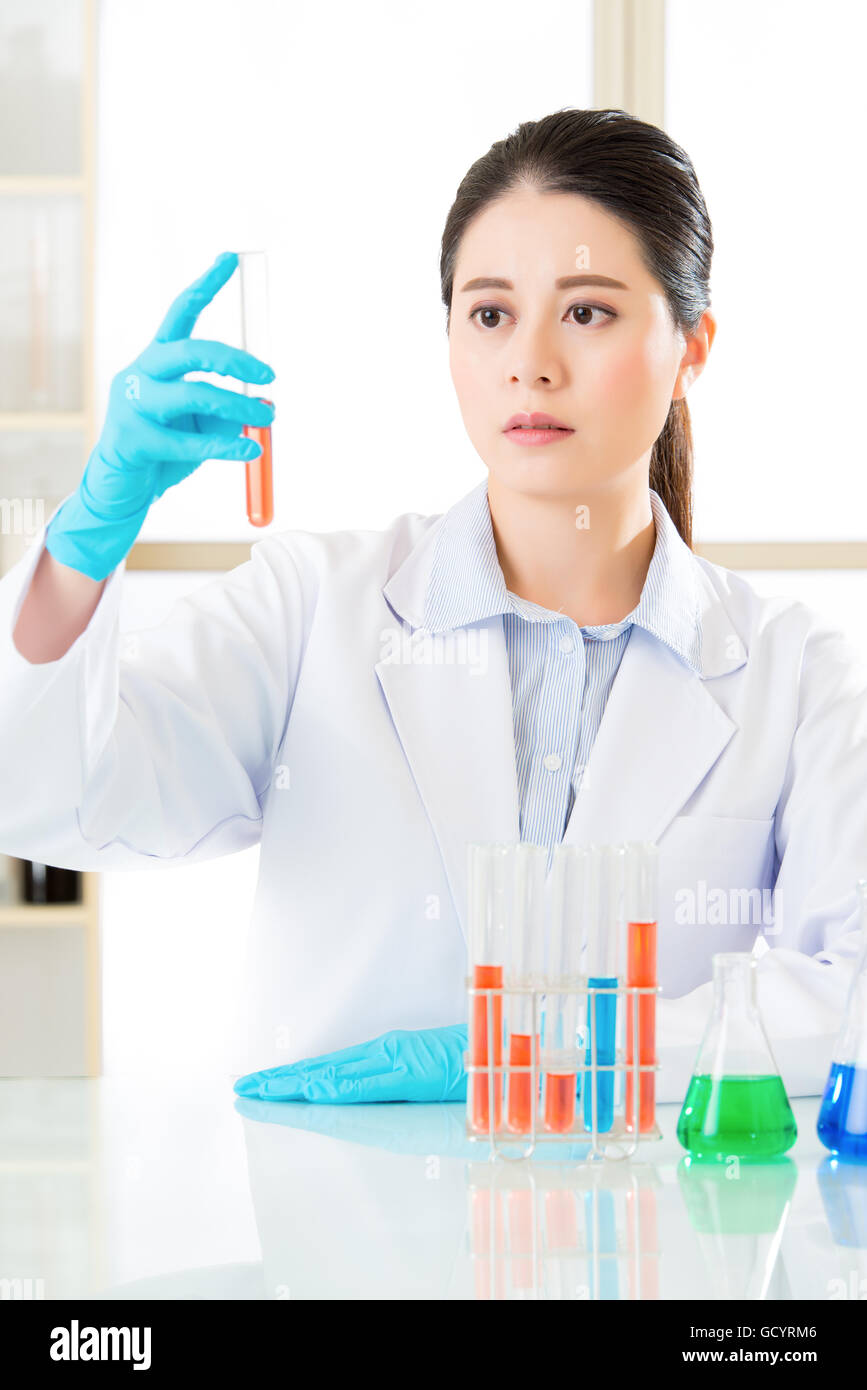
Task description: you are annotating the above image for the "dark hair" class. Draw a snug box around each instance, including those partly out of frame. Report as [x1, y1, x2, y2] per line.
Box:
[440, 108, 714, 550]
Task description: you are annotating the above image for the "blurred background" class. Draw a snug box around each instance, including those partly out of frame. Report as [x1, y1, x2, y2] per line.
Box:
[1, 0, 865, 1082]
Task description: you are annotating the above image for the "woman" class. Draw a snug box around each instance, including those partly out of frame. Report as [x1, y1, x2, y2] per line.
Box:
[3, 109, 865, 1106]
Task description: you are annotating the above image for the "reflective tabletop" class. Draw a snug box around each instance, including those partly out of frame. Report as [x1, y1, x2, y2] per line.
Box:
[1, 1079, 864, 1300]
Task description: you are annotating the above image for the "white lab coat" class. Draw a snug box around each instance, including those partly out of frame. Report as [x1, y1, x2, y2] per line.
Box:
[1, 486, 865, 1101]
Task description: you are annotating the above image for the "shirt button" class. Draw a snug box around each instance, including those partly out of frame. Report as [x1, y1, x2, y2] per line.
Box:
[543, 753, 562, 772]
[559, 635, 575, 653]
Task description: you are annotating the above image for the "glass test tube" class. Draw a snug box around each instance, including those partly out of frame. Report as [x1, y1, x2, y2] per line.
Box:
[238, 250, 274, 527]
[625, 842, 659, 1133]
[584, 844, 622, 1134]
[467, 843, 510, 1134]
[543, 845, 587, 1132]
[506, 843, 546, 1133]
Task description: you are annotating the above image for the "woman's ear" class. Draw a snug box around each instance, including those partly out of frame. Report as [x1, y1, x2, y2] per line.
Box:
[673, 308, 716, 401]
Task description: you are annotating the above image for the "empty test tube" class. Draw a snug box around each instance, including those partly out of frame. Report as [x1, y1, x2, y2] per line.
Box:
[543, 845, 587, 1133]
[238, 250, 274, 527]
[506, 843, 546, 1133]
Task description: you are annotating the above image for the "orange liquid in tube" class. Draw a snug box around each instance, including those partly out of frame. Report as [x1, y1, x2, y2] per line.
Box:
[506, 1032, 540, 1133]
[470, 963, 503, 1133]
[243, 399, 274, 527]
[544, 1072, 576, 1133]
[625, 918, 657, 1132]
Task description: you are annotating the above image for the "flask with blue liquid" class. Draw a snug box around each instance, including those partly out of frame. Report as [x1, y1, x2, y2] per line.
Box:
[817, 878, 867, 1162]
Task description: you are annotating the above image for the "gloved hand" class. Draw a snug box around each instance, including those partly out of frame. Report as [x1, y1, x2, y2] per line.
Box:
[233, 1024, 469, 1103]
[45, 250, 276, 582]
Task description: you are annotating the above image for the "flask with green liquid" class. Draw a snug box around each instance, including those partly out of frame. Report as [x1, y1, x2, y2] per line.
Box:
[676, 952, 797, 1161]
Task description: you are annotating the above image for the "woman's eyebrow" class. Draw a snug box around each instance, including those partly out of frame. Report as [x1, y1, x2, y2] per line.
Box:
[458, 274, 630, 292]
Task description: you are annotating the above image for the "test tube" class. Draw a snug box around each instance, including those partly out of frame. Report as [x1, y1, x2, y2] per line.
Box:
[543, 845, 587, 1132]
[506, 843, 546, 1133]
[584, 844, 622, 1135]
[467, 843, 511, 1134]
[238, 250, 274, 527]
[625, 842, 659, 1134]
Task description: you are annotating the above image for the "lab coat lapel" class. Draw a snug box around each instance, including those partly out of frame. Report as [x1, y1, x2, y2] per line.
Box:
[560, 617, 741, 850]
[374, 614, 520, 954]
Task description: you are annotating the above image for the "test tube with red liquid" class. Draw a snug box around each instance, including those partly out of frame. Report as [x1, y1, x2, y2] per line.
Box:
[543, 845, 587, 1133]
[238, 250, 274, 527]
[506, 843, 546, 1133]
[467, 843, 510, 1134]
[624, 841, 658, 1133]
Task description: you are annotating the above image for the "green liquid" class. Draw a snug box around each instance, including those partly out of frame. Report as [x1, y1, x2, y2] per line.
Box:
[676, 1074, 797, 1160]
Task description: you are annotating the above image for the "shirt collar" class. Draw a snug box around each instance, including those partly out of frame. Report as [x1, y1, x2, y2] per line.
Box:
[408, 477, 703, 676]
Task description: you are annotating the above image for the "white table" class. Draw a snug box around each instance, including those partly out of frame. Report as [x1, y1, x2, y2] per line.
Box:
[1, 1079, 864, 1300]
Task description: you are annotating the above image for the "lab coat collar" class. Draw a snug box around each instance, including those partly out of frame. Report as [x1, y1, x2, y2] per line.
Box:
[383, 478, 712, 677]
[376, 477, 748, 949]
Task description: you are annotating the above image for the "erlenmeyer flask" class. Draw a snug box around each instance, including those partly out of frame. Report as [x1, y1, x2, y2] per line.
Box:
[676, 952, 797, 1160]
[817, 879, 867, 1161]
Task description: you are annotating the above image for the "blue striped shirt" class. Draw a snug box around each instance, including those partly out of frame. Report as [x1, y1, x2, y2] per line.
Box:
[423, 480, 703, 868]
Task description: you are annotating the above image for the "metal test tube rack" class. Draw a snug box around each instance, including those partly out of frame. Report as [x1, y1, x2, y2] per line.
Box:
[465, 977, 663, 1161]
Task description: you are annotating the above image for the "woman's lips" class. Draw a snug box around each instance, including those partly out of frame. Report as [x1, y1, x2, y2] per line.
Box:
[504, 426, 575, 446]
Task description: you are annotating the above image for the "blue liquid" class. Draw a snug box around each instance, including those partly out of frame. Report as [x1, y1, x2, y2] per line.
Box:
[585, 1188, 619, 1299]
[817, 1156, 867, 1246]
[584, 978, 617, 1134]
[817, 1062, 867, 1161]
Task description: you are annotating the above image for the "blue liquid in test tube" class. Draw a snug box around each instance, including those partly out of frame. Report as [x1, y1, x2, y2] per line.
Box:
[583, 844, 623, 1135]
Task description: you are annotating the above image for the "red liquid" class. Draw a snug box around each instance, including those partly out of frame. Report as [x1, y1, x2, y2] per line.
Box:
[544, 1072, 576, 1133]
[626, 1187, 659, 1300]
[508, 1189, 537, 1290]
[470, 964, 503, 1133]
[625, 919, 657, 1133]
[242, 403, 274, 527]
[506, 1032, 540, 1133]
[544, 1189, 579, 1250]
[470, 1188, 505, 1300]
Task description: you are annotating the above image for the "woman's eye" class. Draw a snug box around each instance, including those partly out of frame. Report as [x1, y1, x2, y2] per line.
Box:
[468, 303, 614, 329]
[567, 303, 613, 327]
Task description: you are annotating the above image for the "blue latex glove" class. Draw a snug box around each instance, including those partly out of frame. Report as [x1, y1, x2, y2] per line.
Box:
[233, 1025, 469, 1103]
[45, 251, 276, 581]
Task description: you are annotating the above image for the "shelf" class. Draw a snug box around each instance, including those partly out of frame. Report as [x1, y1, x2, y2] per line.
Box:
[0, 1158, 91, 1174]
[0, 903, 89, 926]
[0, 177, 86, 195]
[0, 411, 86, 430]
[0, 0, 100, 1080]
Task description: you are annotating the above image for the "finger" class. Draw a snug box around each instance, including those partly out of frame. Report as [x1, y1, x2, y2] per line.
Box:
[153, 251, 239, 343]
[128, 377, 275, 430]
[137, 338, 274, 386]
[237, 1048, 386, 1096]
[261, 1070, 409, 1103]
[268, 1054, 395, 1096]
[106, 413, 262, 467]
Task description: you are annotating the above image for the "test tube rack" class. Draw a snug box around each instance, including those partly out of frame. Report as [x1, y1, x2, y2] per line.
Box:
[465, 978, 663, 1161]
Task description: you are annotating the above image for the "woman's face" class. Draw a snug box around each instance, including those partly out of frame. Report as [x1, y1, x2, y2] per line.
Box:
[448, 188, 711, 500]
